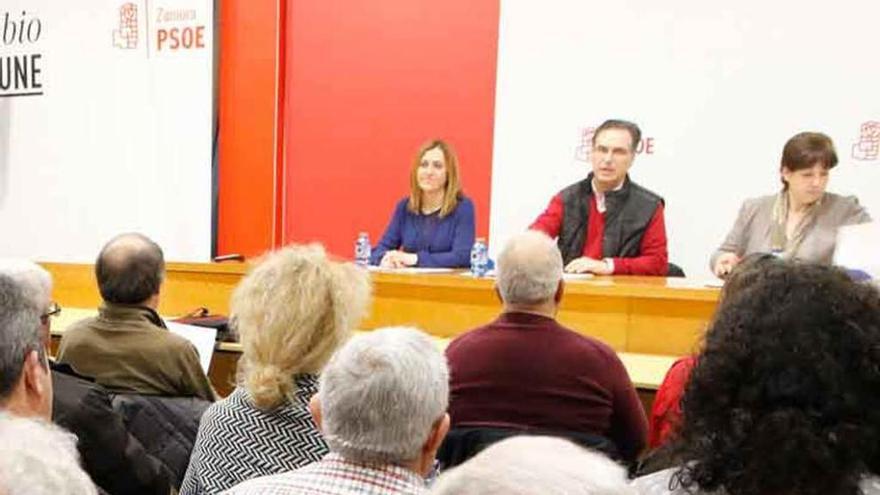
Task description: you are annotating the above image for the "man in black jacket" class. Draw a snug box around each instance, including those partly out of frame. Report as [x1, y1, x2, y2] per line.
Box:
[0, 259, 171, 495]
[530, 119, 668, 276]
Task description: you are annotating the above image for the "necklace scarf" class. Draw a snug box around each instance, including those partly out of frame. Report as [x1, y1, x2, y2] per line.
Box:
[770, 190, 821, 258]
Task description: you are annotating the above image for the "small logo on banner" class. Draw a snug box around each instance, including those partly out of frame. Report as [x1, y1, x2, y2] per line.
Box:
[111, 3, 206, 56]
[574, 125, 655, 162]
[0, 10, 44, 98]
[852, 121, 880, 162]
[112, 3, 139, 49]
[574, 127, 596, 162]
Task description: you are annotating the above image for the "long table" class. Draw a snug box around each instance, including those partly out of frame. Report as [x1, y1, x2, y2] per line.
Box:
[42, 262, 720, 356]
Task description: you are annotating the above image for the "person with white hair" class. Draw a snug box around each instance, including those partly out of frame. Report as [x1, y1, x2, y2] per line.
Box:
[0, 412, 98, 495]
[225, 327, 450, 495]
[431, 436, 636, 495]
[443, 231, 647, 464]
[0, 259, 170, 495]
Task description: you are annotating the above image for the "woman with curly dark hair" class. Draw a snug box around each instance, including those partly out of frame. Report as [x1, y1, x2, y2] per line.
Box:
[632, 260, 880, 495]
[646, 254, 781, 450]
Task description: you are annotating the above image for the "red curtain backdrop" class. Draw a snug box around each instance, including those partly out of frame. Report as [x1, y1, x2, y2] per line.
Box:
[282, 0, 500, 258]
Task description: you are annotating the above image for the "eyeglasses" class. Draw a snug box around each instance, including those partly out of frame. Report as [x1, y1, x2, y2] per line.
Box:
[41, 301, 61, 323]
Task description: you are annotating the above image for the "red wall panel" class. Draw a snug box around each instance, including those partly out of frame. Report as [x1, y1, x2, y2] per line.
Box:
[216, 0, 279, 258]
[282, 0, 499, 258]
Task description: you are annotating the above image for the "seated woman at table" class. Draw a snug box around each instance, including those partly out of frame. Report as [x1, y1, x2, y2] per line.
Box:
[371, 139, 476, 268]
[711, 131, 871, 277]
[180, 245, 371, 494]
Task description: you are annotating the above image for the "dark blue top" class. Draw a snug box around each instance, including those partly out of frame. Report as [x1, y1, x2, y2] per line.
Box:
[370, 196, 476, 268]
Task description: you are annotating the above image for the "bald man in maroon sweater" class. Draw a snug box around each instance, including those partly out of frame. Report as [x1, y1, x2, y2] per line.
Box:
[445, 231, 648, 462]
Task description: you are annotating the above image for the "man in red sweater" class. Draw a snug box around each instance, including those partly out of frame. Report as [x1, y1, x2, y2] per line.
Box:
[445, 231, 648, 463]
[531, 119, 668, 275]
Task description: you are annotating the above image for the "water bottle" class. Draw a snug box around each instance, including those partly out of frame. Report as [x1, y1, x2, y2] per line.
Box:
[354, 232, 371, 267]
[470, 238, 488, 277]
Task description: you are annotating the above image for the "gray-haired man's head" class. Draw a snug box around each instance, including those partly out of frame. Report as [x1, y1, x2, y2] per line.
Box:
[497, 231, 564, 307]
[0, 259, 54, 344]
[312, 327, 450, 475]
[0, 259, 52, 315]
[0, 275, 52, 419]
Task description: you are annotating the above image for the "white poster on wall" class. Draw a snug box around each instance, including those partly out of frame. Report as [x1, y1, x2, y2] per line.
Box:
[490, 0, 880, 277]
[0, 0, 213, 262]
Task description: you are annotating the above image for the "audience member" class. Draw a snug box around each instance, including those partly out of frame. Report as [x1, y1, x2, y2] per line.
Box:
[632, 261, 880, 494]
[0, 413, 98, 495]
[443, 231, 647, 464]
[431, 436, 635, 495]
[0, 274, 52, 419]
[0, 272, 96, 493]
[646, 254, 778, 450]
[181, 245, 371, 494]
[56, 233, 214, 400]
[225, 327, 450, 495]
[0, 258, 170, 495]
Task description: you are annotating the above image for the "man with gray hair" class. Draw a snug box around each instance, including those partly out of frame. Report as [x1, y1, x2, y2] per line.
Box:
[0, 273, 52, 419]
[0, 274, 98, 494]
[226, 327, 450, 495]
[444, 231, 647, 464]
[431, 436, 635, 495]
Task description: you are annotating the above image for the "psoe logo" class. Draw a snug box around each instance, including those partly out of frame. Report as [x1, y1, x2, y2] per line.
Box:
[112, 3, 138, 49]
[852, 121, 880, 161]
[574, 125, 655, 162]
[156, 6, 206, 51]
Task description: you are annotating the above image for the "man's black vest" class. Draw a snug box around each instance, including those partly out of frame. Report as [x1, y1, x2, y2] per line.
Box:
[557, 173, 663, 266]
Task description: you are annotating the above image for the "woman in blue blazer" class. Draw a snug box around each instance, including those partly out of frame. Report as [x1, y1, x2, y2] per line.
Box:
[371, 140, 476, 268]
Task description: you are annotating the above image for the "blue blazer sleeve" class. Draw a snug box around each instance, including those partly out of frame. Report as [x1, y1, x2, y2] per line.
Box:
[416, 197, 476, 268]
[371, 199, 408, 265]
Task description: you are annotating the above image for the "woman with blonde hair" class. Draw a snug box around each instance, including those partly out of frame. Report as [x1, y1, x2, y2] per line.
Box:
[371, 139, 476, 268]
[180, 244, 371, 494]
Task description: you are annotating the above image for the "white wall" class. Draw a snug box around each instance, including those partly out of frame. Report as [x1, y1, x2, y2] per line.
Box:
[0, 0, 213, 262]
[491, 0, 880, 277]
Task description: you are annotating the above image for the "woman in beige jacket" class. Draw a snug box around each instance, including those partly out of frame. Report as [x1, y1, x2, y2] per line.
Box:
[711, 132, 871, 277]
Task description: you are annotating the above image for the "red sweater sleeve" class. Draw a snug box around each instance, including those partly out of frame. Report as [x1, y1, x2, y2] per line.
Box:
[530, 193, 564, 238]
[610, 203, 668, 276]
[648, 356, 697, 448]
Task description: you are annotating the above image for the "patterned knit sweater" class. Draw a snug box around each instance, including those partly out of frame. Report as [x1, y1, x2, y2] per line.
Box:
[180, 375, 328, 495]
